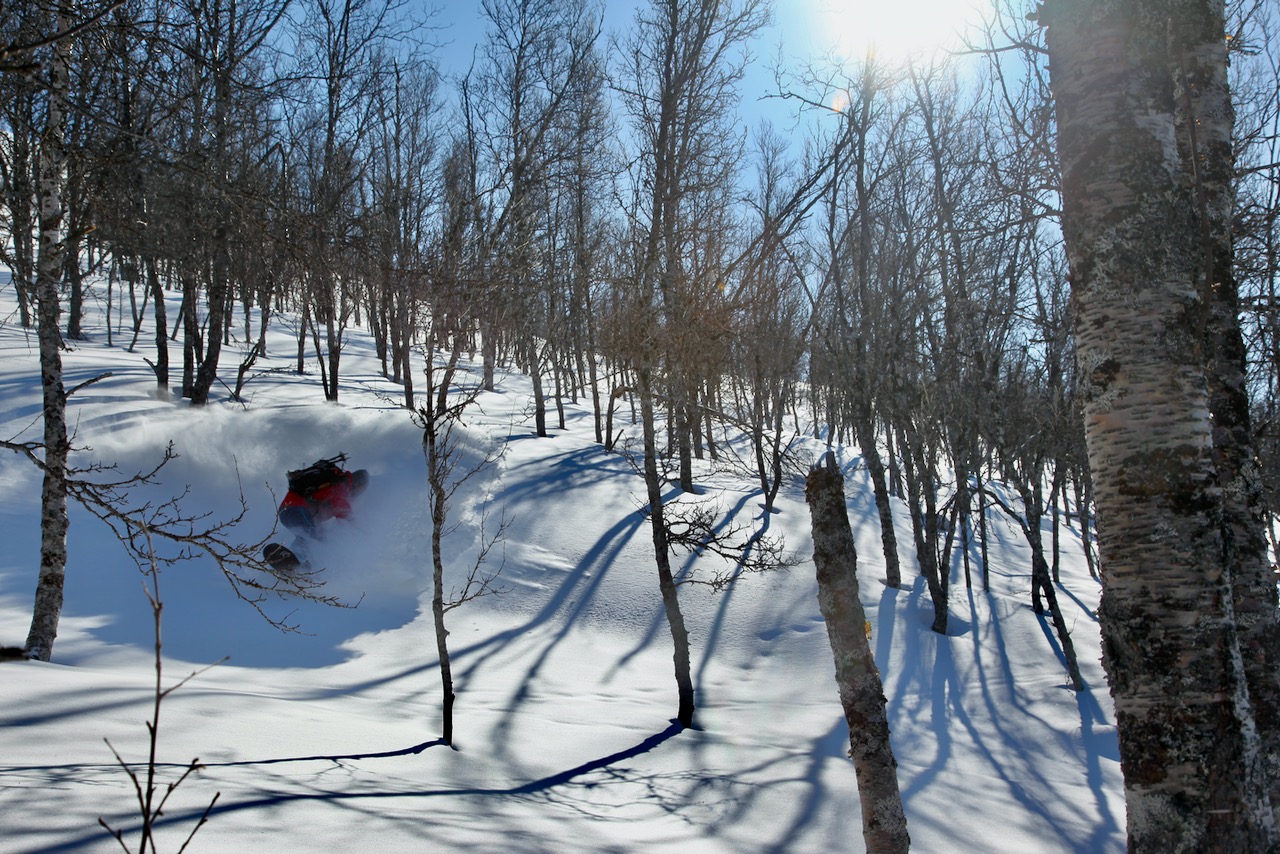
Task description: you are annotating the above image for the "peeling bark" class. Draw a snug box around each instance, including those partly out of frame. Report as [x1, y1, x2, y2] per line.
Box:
[1044, 0, 1278, 847]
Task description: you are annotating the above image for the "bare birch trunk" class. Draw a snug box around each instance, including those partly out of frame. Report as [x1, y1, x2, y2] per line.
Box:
[24, 1, 72, 662]
[425, 415, 456, 747]
[1183, 0, 1280, 822]
[857, 419, 901, 588]
[1044, 0, 1277, 846]
[805, 453, 909, 853]
[639, 368, 695, 728]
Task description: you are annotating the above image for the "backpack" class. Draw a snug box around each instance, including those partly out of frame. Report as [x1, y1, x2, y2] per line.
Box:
[287, 454, 347, 498]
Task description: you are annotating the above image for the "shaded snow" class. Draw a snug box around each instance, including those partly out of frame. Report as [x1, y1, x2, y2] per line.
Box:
[0, 284, 1124, 852]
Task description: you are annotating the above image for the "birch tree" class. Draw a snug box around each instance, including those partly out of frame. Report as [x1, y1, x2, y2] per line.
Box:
[615, 0, 768, 728]
[294, 0, 402, 402]
[1043, 0, 1280, 846]
[23, 0, 74, 662]
[467, 0, 602, 433]
[805, 452, 909, 853]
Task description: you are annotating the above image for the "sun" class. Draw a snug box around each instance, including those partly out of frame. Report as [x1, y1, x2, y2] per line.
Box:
[797, 0, 988, 64]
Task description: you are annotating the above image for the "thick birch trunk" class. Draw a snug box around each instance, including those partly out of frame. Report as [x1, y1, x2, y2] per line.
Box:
[1181, 0, 1280, 822]
[805, 453, 909, 853]
[1044, 0, 1277, 846]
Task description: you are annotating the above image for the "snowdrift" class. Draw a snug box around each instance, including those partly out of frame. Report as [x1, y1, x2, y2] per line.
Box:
[0, 287, 1123, 852]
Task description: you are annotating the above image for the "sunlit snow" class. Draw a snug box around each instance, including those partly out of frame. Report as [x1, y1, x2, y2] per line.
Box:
[0, 282, 1123, 852]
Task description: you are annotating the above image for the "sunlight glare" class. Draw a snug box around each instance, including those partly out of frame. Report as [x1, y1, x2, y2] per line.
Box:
[805, 0, 986, 63]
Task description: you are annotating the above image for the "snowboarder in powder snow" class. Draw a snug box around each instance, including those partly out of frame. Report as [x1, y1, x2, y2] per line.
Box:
[263, 454, 369, 571]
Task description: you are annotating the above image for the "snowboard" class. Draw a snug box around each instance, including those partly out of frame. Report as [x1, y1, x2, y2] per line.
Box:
[263, 543, 304, 571]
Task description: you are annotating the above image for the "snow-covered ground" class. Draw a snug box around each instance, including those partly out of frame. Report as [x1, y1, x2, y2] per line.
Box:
[0, 285, 1124, 852]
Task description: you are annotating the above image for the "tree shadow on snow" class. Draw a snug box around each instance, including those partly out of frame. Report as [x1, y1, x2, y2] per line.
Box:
[33, 723, 686, 854]
[883, 579, 1121, 851]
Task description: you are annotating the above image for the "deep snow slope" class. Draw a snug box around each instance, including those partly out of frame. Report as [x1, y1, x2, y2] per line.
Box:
[0, 285, 1124, 852]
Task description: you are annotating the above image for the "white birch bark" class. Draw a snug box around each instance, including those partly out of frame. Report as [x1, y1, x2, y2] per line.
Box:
[1043, 0, 1277, 847]
[24, 1, 72, 662]
[805, 453, 909, 854]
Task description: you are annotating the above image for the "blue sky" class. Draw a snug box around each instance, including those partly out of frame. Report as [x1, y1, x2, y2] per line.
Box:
[423, 0, 825, 143]
[423, 0, 990, 135]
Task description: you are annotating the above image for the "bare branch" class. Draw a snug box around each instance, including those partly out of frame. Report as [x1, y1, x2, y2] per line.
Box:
[6, 437, 352, 629]
[650, 494, 795, 592]
[0, 0, 127, 67]
[66, 372, 114, 398]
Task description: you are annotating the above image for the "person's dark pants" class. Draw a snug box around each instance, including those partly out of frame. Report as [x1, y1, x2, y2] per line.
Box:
[278, 505, 316, 538]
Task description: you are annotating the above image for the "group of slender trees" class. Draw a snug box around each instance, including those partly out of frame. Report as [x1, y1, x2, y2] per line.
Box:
[5, 0, 1280, 848]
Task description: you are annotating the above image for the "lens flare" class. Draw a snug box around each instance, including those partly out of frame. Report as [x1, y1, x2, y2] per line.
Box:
[805, 0, 986, 63]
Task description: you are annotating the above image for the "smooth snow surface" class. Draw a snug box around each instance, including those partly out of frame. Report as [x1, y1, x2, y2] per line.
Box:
[0, 286, 1125, 852]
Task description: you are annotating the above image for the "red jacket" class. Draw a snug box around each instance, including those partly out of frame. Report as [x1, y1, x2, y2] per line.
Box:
[280, 472, 355, 523]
